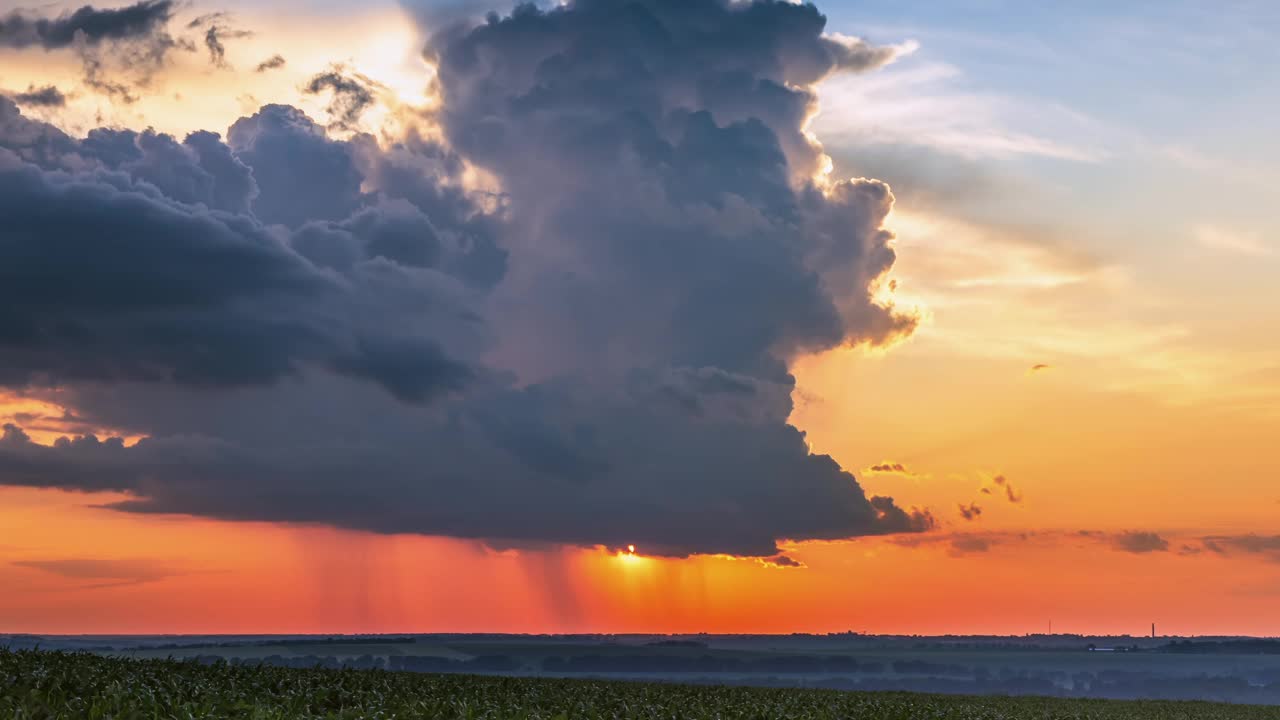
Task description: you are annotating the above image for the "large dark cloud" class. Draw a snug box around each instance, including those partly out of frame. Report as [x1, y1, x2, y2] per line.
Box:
[0, 0, 174, 49]
[0, 97, 485, 401]
[0, 0, 927, 557]
[430, 0, 914, 383]
[227, 105, 366, 227]
[0, 373, 929, 557]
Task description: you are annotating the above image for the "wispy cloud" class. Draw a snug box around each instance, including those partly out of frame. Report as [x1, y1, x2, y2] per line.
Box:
[1202, 535, 1280, 562]
[758, 554, 805, 569]
[1193, 224, 1274, 257]
[815, 59, 1107, 163]
[1111, 531, 1170, 554]
[979, 474, 1022, 504]
[892, 528, 1206, 558]
[12, 558, 181, 588]
[867, 461, 911, 475]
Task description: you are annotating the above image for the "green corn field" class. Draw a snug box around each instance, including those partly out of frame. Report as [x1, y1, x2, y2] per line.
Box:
[2, 648, 1275, 720]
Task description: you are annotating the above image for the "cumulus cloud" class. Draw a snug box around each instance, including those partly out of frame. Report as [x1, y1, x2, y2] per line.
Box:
[0, 0, 927, 558]
[760, 554, 805, 568]
[958, 502, 982, 521]
[226, 104, 366, 227]
[430, 0, 915, 380]
[1111, 531, 1170, 554]
[0, 98, 484, 401]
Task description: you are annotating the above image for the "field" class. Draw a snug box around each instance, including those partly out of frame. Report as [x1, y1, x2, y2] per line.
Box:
[2, 648, 1276, 720]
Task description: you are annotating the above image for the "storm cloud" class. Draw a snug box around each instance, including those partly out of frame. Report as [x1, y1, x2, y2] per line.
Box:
[0, 98, 486, 400]
[0, 0, 927, 558]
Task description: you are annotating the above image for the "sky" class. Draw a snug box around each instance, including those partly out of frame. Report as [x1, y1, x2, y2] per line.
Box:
[0, 0, 1276, 637]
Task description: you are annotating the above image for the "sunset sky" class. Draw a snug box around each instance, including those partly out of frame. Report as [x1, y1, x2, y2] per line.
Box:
[1, 0, 1277, 637]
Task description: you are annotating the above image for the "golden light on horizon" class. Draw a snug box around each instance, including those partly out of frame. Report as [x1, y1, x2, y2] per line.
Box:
[615, 544, 649, 569]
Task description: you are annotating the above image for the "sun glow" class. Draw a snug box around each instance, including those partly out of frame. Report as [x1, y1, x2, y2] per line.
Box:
[616, 544, 646, 567]
[351, 20, 434, 108]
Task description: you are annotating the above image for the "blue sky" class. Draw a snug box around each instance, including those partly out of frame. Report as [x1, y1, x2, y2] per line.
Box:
[816, 0, 1277, 220]
[802, 0, 1277, 338]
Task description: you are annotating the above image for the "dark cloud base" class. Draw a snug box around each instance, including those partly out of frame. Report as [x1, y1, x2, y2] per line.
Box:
[0, 0, 924, 558]
[6, 85, 67, 108]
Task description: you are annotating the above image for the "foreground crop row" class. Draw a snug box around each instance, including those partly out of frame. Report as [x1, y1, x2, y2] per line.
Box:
[1, 648, 1273, 719]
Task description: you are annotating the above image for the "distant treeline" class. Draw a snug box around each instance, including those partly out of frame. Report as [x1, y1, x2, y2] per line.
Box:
[130, 637, 419, 651]
[645, 640, 708, 648]
[191, 654, 520, 673]
[219, 654, 976, 678]
[543, 655, 972, 676]
[1162, 640, 1280, 655]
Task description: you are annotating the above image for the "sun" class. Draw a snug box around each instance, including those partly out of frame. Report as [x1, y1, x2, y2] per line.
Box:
[615, 544, 644, 566]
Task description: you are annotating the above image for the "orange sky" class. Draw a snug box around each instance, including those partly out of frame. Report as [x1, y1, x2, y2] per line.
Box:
[2, 2, 1278, 638]
[3, 479, 1278, 636]
[4, 337, 1279, 639]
